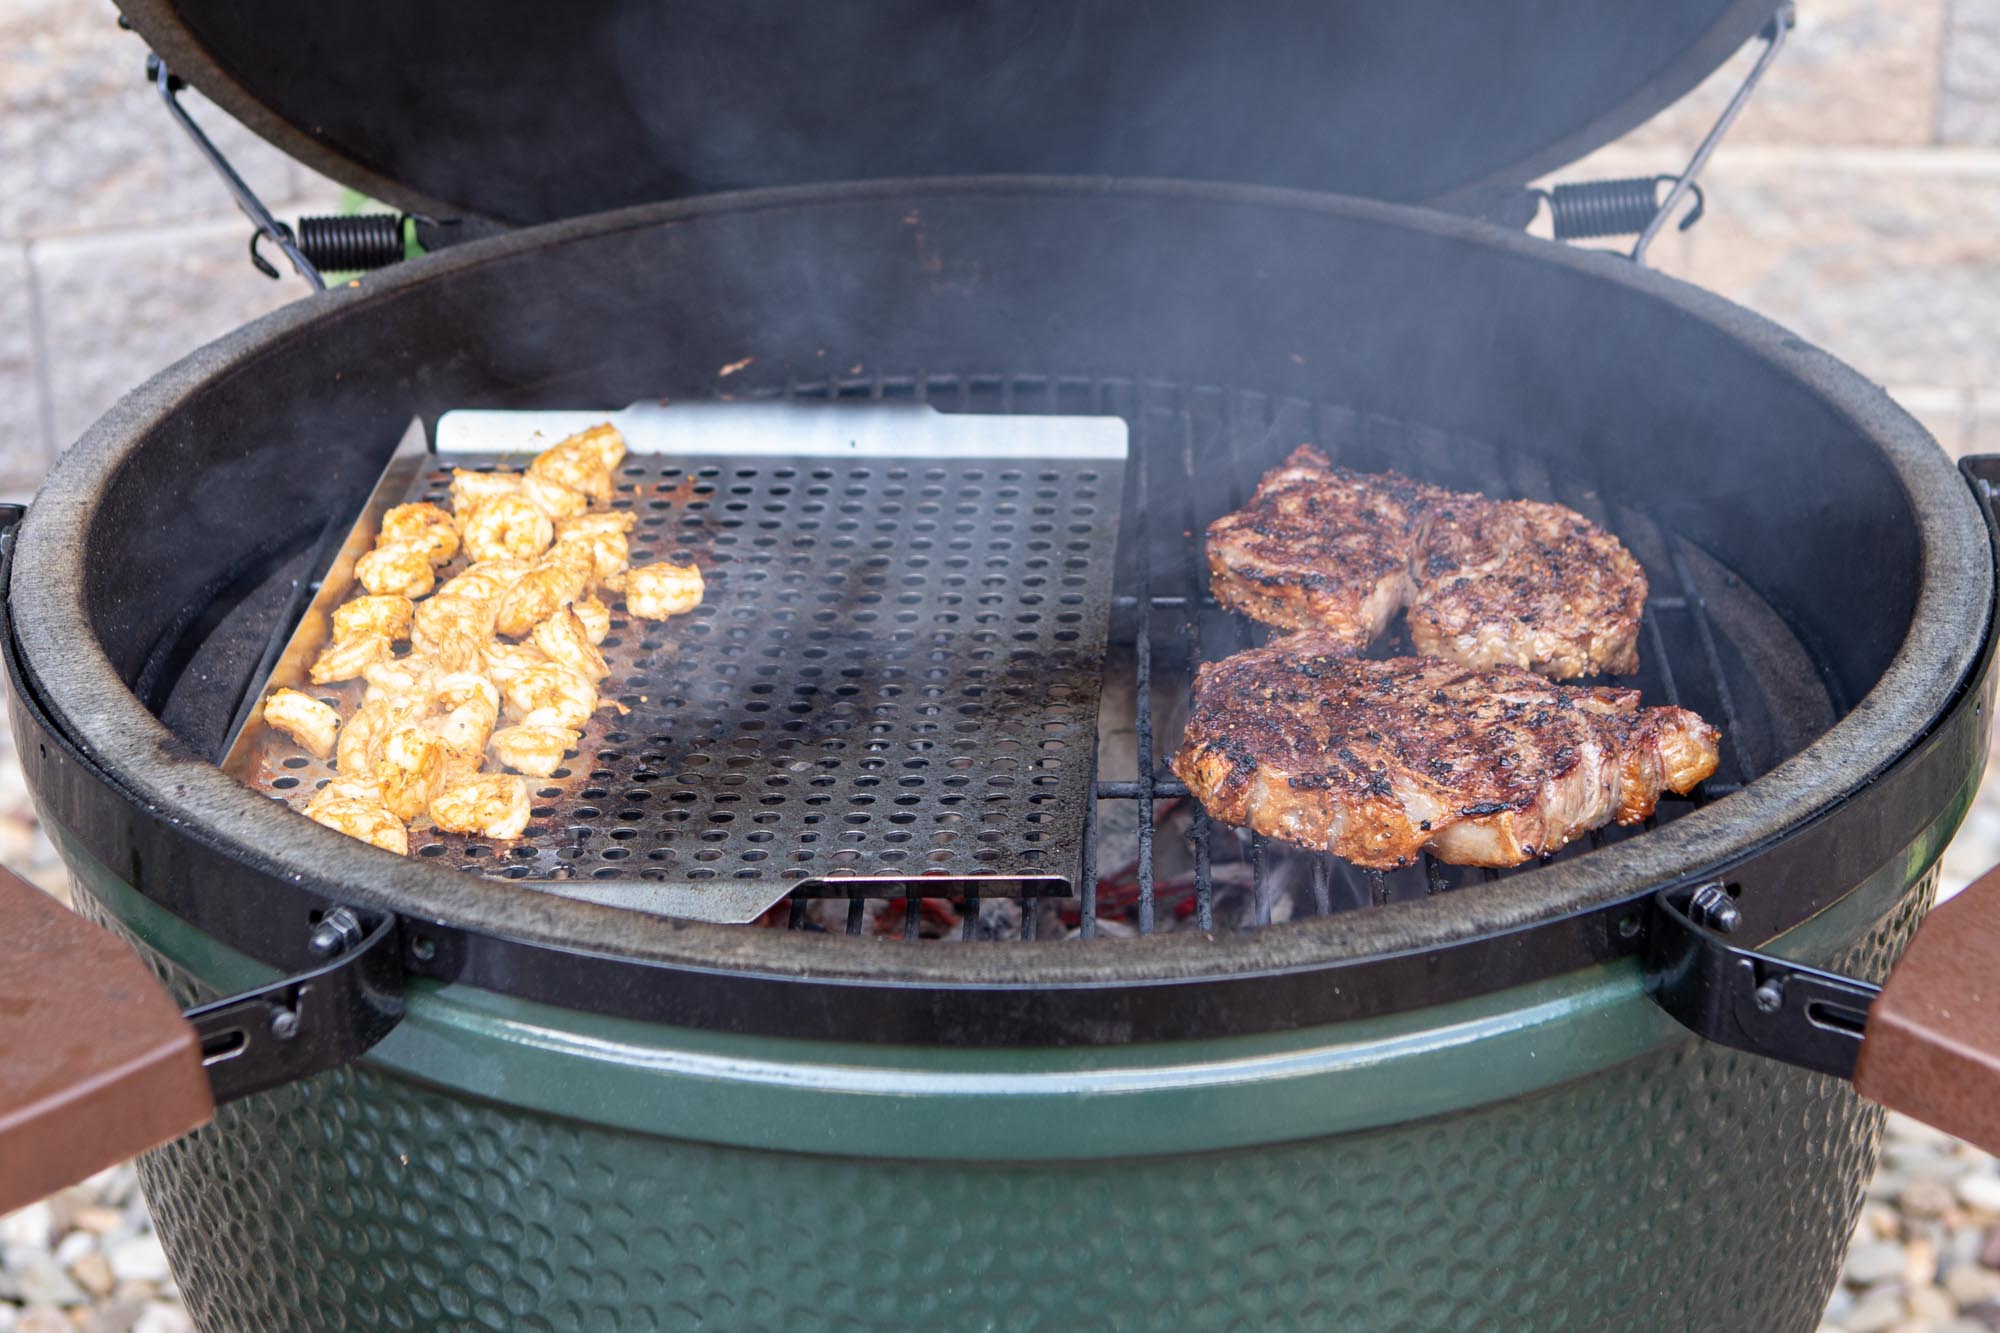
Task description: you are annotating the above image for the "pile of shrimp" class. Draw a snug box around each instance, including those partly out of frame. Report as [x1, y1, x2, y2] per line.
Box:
[257, 423, 705, 857]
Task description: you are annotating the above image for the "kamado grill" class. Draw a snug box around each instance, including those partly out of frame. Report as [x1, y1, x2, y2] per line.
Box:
[5, 2, 2000, 1328]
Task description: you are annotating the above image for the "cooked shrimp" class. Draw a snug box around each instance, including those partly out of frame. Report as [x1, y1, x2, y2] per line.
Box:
[304, 787, 409, 856]
[336, 696, 393, 778]
[553, 522, 629, 583]
[436, 559, 528, 606]
[375, 722, 446, 822]
[380, 502, 461, 565]
[428, 672, 502, 758]
[572, 594, 611, 645]
[332, 594, 415, 645]
[528, 435, 614, 504]
[354, 543, 436, 598]
[481, 640, 552, 687]
[521, 471, 589, 521]
[361, 655, 440, 706]
[494, 543, 595, 638]
[429, 773, 532, 839]
[449, 468, 524, 515]
[461, 494, 555, 563]
[567, 423, 627, 472]
[262, 688, 338, 759]
[415, 592, 494, 645]
[488, 723, 579, 778]
[623, 561, 705, 620]
[309, 630, 391, 685]
[531, 605, 610, 683]
[503, 662, 598, 729]
[410, 621, 487, 674]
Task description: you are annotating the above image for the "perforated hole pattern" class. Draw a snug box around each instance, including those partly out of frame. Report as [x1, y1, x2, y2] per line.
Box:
[246, 401, 1120, 900]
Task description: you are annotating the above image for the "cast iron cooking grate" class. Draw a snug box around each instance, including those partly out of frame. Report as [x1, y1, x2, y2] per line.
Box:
[755, 371, 1834, 941]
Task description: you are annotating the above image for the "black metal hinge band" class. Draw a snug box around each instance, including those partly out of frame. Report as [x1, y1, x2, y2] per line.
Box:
[1645, 885, 1880, 1080]
[184, 908, 405, 1105]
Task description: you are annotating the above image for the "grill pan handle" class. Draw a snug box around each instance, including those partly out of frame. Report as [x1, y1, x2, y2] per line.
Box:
[0, 862, 213, 1212]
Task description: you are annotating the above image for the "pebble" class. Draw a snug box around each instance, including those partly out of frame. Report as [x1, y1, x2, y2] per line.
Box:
[1850, 1241, 1913, 1286]
[5, 1257, 82, 1309]
[12, 1311, 66, 1333]
[131, 1307, 192, 1333]
[0, 1207, 51, 1252]
[1960, 1176, 2000, 1214]
[1983, 1228, 2000, 1270]
[1912, 1283, 1961, 1321]
[104, 1236, 170, 1286]
[68, 1210, 123, 1239]
[68, 1254, 113, 1301]
[1846, 1290, 1906, 1333]
[1907, 1179, 1959, 1220]
[1951, 1267, 2000, 1308]
[51, 1232, 93, 1268]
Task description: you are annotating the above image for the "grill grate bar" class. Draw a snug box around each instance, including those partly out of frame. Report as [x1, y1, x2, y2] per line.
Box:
[1666, 539, 1755, 782]
[1126, 392, 1161, 935]
[1078, 755, 1099, 939]
[1178, 388, 1218, 933]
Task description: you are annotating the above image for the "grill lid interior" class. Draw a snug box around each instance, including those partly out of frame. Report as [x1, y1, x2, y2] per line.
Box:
[118, 0, 1772, 225]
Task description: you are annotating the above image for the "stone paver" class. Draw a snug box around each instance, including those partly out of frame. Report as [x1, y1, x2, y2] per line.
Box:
[1943, 0, 2000, 145]
[0, 0, 308, 243]
[1545, 146, 2000, 390]
[0, 244, 49, 489]
[31, 216, 325, 449]
[1621, 0, 1946, 151]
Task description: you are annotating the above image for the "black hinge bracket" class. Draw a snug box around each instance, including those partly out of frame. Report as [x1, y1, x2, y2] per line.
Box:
[1645, 883, 1879, 1080]
[183, 907, 406, 1104]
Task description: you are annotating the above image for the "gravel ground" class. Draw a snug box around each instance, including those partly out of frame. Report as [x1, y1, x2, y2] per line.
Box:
[0, 1166, 187, 1333]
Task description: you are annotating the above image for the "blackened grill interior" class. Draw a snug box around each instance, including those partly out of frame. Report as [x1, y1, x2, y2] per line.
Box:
[63, 186, 1925, 954]
[148, 371, 1833, 941]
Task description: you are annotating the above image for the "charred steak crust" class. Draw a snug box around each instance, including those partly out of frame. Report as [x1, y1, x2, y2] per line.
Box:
[1204, 454, 1438, 650]
[1168, 640, 1721, 869]
[1204, 446, 1647, 678]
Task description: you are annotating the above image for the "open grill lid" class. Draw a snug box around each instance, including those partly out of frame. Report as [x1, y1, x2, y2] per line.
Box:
[118, 0, 1772, 226]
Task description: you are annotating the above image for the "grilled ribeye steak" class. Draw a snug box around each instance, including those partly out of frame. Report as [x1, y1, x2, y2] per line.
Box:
[1169, 639, 1720, 868]
[1204, 454, 1434, 649]
[1205, 446, 1646, 678]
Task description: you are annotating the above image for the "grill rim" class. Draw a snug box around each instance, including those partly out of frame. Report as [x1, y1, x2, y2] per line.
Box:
[7, 176, 1991, 1005]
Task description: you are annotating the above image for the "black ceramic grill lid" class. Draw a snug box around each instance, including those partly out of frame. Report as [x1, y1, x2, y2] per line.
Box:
[116, 0, 1772, 225]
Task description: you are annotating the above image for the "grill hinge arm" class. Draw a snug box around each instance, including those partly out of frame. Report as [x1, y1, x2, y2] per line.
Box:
[141, 51, 499, 287]
[146, 54, 325, 292]
[182, 908, 406, 1105]
[1644, 884, 1880, 1080]
[1529, 3, 1796, 263]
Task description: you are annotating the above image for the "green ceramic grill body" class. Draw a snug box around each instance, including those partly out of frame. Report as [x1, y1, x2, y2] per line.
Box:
[51, 784, 1957, 1332]
[11, 179, 1994, 1332]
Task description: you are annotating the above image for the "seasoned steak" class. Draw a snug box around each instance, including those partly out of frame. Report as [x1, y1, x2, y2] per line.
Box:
[1169, 639, 1720, 869]
[1205, 446, 1647, 678]
[1205, 452, 1438, 650]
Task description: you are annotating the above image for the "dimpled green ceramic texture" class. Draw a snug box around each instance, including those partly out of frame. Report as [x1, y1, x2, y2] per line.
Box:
[83, 875, 1929, 1333]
